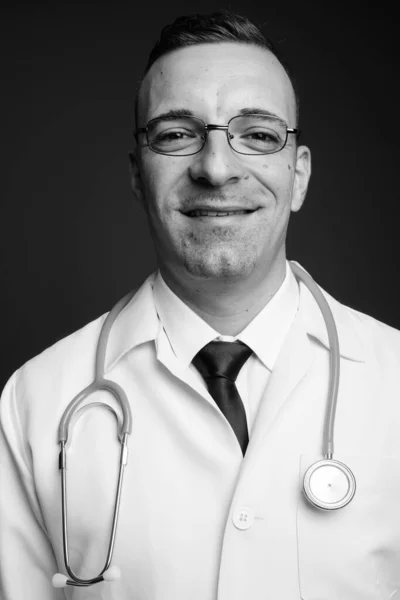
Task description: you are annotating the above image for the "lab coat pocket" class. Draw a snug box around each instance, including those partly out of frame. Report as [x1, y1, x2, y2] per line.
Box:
[297, 454, 400, 600]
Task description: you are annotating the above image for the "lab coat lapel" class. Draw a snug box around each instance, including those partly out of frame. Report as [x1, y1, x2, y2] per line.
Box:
[247, 308, 315, 456]
[155, 329, 212, 402]
[246, 262, 365, 457]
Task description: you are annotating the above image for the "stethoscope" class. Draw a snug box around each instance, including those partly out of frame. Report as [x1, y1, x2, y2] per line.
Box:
[52, 262, 356, 589]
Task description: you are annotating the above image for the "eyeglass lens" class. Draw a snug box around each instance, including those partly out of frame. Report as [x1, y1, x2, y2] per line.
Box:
[146, 115, 288, 155]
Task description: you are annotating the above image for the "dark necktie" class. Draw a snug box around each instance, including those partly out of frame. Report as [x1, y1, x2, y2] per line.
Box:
[192, 341, 252, 455]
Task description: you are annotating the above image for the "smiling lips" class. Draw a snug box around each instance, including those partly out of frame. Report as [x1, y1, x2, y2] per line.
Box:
[184, 208, 257, 217]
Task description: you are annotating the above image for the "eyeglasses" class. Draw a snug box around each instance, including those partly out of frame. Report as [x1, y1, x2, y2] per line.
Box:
[135, 114, 298, 156]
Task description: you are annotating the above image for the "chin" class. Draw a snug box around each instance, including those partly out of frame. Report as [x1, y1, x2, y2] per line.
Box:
[182, 249, 256, 280]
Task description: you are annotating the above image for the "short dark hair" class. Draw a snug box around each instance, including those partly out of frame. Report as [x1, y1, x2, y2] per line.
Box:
[135, 11, 299, 126]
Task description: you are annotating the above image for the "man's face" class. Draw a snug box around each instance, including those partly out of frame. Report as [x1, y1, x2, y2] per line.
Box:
[132, 43, 311, 284]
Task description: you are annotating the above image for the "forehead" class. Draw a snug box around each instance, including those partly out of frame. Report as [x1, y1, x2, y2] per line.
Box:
[138, 43, 296, 124]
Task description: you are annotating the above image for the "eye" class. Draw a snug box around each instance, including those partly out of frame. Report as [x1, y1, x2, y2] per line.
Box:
[149, 122, 201, 153]
[243, 129, 280, 143]
[233, 125, 283, 153]
[156, 128, 196, 142]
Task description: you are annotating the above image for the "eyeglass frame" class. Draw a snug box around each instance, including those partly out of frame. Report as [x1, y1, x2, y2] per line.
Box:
[134, 113, 300, 157]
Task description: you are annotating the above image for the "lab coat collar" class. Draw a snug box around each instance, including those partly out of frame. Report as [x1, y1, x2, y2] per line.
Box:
[104, 262, 366, 373]
[293, 261, 366, 362]
[104, 272, 159, 373]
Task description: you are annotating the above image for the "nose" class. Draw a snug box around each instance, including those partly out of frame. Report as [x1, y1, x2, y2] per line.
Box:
[189, 129, 245, 187]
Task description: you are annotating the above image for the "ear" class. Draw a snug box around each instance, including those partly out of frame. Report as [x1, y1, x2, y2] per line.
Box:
[128, 147, 144, 206]
[291, 144, 311, 212]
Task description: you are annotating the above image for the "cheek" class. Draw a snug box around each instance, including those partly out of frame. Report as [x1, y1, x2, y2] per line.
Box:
[141, 154, 187, 201]
[257, 159, 295, 196]
[140, 158, 169, 213]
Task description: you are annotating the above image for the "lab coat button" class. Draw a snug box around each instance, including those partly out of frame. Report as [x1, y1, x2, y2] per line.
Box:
[232, 506, 254, 530]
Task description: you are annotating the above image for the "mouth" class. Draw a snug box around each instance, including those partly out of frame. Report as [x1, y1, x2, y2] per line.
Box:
[183, 209, 257, 218]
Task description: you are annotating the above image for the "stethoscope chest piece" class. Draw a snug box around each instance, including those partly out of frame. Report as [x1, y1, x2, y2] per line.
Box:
[303, 459, 356, 510]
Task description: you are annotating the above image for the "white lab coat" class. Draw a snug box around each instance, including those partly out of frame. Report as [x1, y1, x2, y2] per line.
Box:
[1, 264, 400, 600]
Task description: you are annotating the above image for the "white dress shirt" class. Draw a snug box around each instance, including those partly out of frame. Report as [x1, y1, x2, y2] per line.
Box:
[153, 261, 300, 434]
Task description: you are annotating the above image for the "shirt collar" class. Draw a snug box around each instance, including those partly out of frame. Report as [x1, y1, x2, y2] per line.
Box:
[152, 261, 299, 371]
[104, 261, 365, 374]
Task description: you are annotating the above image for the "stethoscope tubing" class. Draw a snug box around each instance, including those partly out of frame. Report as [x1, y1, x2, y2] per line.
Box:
[55, 291, 134, 587]
[289, 262, 340, 459]
[57, 290, 135, 444]
[54, 263, 350, 587]
[59, 431, 129, 586]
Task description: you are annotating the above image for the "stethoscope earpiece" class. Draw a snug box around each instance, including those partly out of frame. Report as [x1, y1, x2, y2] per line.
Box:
[52, 565, 121, 588]
[52, 573, 69, 588]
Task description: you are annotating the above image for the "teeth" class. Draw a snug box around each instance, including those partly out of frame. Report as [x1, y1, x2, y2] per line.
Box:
[188, 210, 251, 217]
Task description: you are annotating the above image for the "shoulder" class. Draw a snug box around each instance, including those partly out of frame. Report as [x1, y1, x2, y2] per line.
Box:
[5, 312, 107, 409]
[324, 285, 400, 368]
[9, 273, 159, 392]
[293, 261, 400, 367]
[0, 311, 109, 454]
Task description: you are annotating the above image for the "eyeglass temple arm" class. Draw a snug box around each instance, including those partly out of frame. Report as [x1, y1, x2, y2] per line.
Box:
[133, 128, 146, 143]
[288, 128, 301, 139]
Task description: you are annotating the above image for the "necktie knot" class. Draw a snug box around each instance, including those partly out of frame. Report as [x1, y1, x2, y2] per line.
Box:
[192, 341, 252, 383]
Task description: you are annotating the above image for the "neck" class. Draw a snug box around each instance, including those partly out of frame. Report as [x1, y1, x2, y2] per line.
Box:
[160, 257, 287, 336]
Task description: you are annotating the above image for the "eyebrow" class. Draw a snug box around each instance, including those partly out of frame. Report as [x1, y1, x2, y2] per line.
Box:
[151, 107, 287, 123]
[238, 107, 286, 123]
[152, 109, 195, 120]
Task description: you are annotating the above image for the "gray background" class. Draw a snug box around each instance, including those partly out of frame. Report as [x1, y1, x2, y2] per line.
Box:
[1, 1, 398, 388]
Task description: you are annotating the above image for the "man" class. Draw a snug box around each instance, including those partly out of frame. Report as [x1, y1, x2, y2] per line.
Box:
[1, 11, 400, 600]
